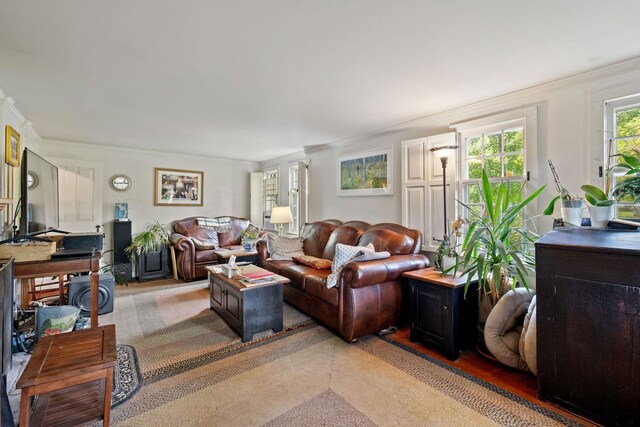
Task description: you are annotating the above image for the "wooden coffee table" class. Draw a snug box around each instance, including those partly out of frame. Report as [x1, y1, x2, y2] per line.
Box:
[206, 264, 289, 342]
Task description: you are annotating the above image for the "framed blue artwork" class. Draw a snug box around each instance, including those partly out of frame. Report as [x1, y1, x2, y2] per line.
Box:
[115, 202, 128, 220]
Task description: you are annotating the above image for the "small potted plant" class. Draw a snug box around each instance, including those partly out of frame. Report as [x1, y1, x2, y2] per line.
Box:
[543, 159, 584, 226]
[581, 184, 615, 228]
[240, 225, 260, 251]
[434, 217, 464, 272]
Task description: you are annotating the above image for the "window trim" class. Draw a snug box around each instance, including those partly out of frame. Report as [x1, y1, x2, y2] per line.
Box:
[451, 107, 539, 222]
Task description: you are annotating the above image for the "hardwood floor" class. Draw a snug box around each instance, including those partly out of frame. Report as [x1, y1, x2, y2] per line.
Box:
[386, 327, 599, 426]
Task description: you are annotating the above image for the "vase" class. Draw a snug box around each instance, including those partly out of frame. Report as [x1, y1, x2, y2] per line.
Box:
[588, 205, 614, 228]
[242, 239, 257, 251]
[560, 200, 585, 227]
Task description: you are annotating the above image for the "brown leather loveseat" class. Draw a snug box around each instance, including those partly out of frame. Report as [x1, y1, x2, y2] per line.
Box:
[170, 216, 252, 281]
[257, 219, 429, 342]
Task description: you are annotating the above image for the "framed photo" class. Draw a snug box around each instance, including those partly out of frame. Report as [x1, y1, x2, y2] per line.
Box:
[337, 148, 393, 196]
[5, 125, 20, 167]
[154, 168, 204, 206]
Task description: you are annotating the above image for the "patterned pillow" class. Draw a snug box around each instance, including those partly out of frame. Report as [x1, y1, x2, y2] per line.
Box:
[191, 237, 216, 250]
[267, 234, 304, 260]
[326, 243, 375, 288]
[197, 216, 232, 232]
[292, 255, 332, 270]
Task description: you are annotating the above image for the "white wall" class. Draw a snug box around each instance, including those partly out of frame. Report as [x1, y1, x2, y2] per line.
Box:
[40, 140, 259, 256]
[0, 90, 44, 240]
[263, 58, 640, 233]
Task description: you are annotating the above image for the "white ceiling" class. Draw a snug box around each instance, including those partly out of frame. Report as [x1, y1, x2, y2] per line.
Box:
[1, 1, 640, 162]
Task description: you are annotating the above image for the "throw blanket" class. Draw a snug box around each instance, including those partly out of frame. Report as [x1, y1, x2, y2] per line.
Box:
[327, 243, 390, 288]
[196, 217, 231, 232]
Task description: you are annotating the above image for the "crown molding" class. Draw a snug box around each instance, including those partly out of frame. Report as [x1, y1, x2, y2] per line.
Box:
[44, 138, 260, 167]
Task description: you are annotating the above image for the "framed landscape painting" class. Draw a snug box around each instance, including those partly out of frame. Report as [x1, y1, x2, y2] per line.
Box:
[154, 168, 204, 206]
[337, 148, 393, 196]
[4, 125, 20, 167]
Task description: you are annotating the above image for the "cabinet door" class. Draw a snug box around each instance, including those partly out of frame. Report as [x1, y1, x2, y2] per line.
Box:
[224, 286, 243, 331]
[550, 276, 639, 425]
[411, 281, 451, 347]
[210, 277, 224, 309]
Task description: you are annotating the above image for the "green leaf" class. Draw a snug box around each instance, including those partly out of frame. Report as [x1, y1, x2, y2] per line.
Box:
[581, 184, 608, 202]
[481, 169, 495, 223]
[543, 195, 560, 215]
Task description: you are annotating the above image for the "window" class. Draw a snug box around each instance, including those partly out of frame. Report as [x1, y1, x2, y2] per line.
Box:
[604, 94, 640, 219]
[454, 107, 537, 249]
[288, 164, 299, 233]
[460, 121, 526, 220]
[264, 170, 278, 229]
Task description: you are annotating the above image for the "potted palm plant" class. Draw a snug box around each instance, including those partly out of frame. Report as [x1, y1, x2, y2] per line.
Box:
[125, 220, 170, 281]
[448, 169, 545, 353]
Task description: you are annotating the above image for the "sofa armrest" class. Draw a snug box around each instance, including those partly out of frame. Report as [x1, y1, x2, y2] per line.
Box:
[340, 254, 429, 289]
[169, 232, 194, 252]
[256, 239, 270, 266]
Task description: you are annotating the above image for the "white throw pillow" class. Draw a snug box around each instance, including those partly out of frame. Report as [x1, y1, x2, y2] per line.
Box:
[267, 234, 304, 260]
[326, 243, 375, 289]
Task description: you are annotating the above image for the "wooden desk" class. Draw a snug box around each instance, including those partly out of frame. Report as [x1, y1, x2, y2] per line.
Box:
[14, 254, 101, 328]
[16, 325, 117, 427]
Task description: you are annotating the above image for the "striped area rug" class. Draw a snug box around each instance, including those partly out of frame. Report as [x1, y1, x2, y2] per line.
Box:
[101, 281, 579, 427]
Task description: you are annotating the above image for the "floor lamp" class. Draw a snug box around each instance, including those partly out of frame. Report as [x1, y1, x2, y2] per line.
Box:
[429, 145, 459, 240]
[270, 206, 293, 236]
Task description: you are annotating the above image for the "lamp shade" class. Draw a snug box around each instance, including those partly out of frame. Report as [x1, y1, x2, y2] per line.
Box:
[270, 206, 293, 224]
[429, 145, 458, 159]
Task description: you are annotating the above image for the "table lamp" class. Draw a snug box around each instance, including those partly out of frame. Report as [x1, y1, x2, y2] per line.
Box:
[270, 206, 293, 236]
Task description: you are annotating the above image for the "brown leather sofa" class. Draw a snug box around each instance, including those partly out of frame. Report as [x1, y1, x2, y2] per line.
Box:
[169, 216, 252, 281]
[257, 220, 429, 342]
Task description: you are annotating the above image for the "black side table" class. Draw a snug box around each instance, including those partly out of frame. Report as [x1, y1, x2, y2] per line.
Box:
[403, 268, 477, 361]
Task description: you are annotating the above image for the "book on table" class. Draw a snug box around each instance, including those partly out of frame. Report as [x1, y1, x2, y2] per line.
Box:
[240, 270, 276, 282]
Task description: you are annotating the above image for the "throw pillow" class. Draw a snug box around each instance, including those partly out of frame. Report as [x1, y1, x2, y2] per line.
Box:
[191, 237, 216, 250]
[197, 216, 232, 233]
[267, 234, 304, 260]
[292, 255, 332, 270]
[326, 243, 375, 288]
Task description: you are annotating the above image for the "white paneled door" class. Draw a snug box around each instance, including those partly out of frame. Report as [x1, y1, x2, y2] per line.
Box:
[50, 158, 103, 233]
[401, 132, 457, 252]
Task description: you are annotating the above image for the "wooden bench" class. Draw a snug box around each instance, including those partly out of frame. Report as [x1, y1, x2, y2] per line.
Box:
[16, 325, 117, 427]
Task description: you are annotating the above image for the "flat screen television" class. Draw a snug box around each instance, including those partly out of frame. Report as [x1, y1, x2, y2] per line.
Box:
[19, 148, 60, 236]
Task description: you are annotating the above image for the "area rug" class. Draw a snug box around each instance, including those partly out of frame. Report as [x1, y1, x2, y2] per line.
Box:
[109, 324, 580, 426]
[112, 344, 142, 407]
[100, 279, 312, 378]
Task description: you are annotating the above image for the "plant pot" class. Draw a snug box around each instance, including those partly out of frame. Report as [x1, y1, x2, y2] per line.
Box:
[560, 200, 585, 227]
[242, 239, 257, 251]
[588, 205, 614, 228]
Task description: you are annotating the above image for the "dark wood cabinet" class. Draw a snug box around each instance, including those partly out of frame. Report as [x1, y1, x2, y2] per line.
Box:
[207, 267, 284, 342]
[136, 246, 168, 281]
[535, 229, 640, 426]
[403, 268, 477, 361]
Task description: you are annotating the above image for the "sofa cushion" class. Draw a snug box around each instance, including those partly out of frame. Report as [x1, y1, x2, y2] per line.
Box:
[293, 255, 332, 270]
[195, 249, 218, 264]
[279, 264, 320, 290]
[262, 259, 295, 275]
[267, 235, 304, 260]
[197, 216, 231, 232]
[322, 225, 366, 260]
[191, 237, 216, 250]
[218, 231, 240, 247]
[306, 272, 338, 306]
[358, 229, 415, 255]
[301, 221, 337, 258]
